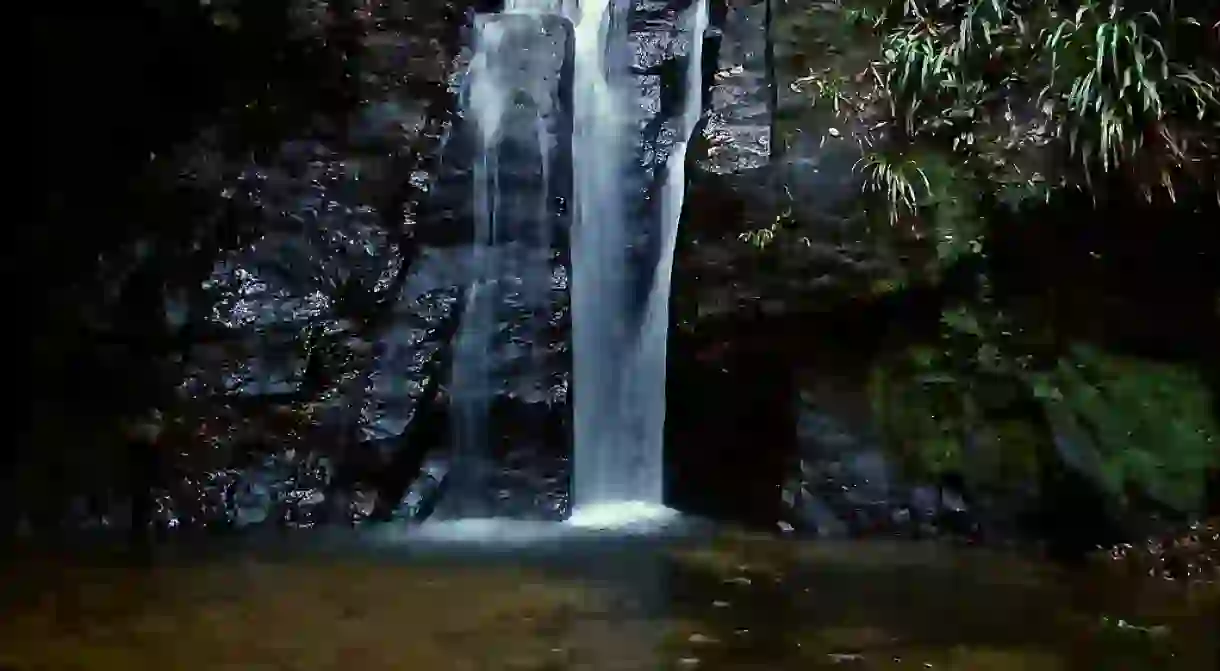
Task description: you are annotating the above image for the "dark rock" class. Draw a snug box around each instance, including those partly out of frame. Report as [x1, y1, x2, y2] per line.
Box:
[699, 0, 772, 176]
[665, 332, 796, 527]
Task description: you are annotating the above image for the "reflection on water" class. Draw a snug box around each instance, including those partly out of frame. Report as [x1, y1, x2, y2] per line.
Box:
[2, 530, 1216, 670]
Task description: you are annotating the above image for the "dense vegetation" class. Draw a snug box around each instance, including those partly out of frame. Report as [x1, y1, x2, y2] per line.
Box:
[789, 1, 1212, 208]
[778, 0, 1220, 526]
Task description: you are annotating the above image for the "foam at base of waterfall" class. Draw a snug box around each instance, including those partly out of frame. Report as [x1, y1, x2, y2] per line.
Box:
[379, 505, 678, 546]
[566, 501, 678, 530]
[409, 518, 570, 544]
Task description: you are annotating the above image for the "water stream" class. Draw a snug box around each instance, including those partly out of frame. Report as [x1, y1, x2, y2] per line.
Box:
[457, 0, 709, 522]
[450, 3, 573, 513]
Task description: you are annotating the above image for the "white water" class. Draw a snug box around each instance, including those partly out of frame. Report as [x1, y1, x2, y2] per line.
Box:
[450, 7, 569, 510]
[463, 0, 708, 523]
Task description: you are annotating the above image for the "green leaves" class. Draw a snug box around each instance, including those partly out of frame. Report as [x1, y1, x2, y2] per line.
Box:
[856, 151, 931, 223]
[1033, 2, 1219, 194]
[826, 0, 1220, 215]
[1042, 5, 1173, 173]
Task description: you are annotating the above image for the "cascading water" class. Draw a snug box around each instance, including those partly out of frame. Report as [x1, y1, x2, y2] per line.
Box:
[458, 0, 708, 526]
[449, 6, 571, 514]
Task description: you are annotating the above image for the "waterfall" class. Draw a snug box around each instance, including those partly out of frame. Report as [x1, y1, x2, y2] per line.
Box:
[460, 0, 708, 524]
[450, 6, 571, 513]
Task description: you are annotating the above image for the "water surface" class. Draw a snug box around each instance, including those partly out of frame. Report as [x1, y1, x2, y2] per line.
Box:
[3, 527, 1216, 670]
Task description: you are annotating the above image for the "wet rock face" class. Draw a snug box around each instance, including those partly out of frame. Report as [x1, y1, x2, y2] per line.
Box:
[157, 1, 471, 529]
[14, 0, 479, 535]
[699, 0, 772, 177]
[676, 0, 938, 327]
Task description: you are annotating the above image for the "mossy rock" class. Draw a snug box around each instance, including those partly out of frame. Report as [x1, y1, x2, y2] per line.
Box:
[867, 345, 1041, 490]
[1043, 344, 1220, 513]
[871, 339, 1219, 515]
